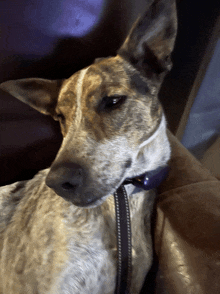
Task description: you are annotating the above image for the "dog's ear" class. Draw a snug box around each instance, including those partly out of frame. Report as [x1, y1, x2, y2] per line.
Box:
[118, 0, 177, 77]
[0, 78, 63, 116]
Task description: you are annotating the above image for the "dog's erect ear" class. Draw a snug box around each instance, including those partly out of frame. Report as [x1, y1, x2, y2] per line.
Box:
[0, 78, 63, 116]
[118, 0, 177, 76]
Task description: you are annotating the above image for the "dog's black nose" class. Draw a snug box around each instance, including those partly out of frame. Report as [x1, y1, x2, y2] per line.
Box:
[46, 162, 84, 195]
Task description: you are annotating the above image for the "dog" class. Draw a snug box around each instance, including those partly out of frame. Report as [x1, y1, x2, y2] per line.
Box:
[0, 0, 177, 293]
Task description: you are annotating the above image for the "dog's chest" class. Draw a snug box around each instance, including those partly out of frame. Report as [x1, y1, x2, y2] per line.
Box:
[54, 190, 156, 294]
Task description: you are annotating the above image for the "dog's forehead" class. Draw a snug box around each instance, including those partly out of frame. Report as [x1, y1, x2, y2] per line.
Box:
[56, 55, 162, 138]
[58, 55, 156, 112]
[59, 56, 134, 103]
[89, 56, 130, 85]
[84, 57, 135, 100]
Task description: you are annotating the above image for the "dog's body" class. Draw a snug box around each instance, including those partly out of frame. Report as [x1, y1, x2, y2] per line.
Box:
[0, 0, 177, 293]
[0, 169, 157, 294]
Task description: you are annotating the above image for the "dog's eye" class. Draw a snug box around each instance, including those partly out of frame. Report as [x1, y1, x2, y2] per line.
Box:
[100, 95, 127, 111]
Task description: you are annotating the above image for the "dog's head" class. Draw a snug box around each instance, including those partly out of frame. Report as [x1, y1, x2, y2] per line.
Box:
[0, 0, 177, 207]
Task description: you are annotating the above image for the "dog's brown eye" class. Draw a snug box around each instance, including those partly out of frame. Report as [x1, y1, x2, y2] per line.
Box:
[99, 95, 127, 112]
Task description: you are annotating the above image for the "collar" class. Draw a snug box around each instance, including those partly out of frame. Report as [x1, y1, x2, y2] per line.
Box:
[123, 165, 169, 192]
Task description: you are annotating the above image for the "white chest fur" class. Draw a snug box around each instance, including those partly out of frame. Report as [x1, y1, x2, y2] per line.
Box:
[53, 189, 156, 294]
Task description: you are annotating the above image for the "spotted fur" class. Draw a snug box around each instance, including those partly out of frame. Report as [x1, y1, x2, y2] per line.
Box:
[0, 0, 177, 293]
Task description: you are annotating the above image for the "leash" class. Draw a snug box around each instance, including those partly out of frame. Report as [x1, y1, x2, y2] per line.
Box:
[114, 185, 132, 294]
[113, 166, 169, 294]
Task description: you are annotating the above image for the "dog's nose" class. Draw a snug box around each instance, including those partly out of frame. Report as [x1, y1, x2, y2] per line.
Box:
[46, 162, 84, 195]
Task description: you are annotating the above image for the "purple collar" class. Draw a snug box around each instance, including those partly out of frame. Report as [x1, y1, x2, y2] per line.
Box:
[123, 165, 169, 191]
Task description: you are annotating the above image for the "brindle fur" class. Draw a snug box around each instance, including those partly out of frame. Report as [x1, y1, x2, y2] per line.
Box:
[0, 0, 177, 293]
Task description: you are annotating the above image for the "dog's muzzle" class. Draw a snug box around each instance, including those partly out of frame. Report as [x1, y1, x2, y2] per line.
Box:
[46, 161, 97, 206]
[46, 158, 169, 207]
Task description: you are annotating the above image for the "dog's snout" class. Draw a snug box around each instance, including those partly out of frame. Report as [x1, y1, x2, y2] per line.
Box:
[46, 162, 84, 196]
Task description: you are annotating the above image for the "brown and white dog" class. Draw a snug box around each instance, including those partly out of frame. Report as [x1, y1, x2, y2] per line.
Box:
[0, 0, 177, 293]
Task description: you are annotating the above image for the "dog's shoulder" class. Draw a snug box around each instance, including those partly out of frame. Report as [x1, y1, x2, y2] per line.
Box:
[0, 181, 28, 232]
[0, 170, 49, 230]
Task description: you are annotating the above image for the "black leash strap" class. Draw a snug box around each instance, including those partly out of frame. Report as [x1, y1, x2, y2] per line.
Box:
[114, 185, 132, 294]
[113, 166, 169, 293]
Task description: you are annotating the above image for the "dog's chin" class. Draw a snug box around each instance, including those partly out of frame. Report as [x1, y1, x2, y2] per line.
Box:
[72, 177, 129, 208]
[76, 195, 110, 208]
[65, 193, 110, 208]
[51, 176, 126, 208]
[54, 189, 112, 208]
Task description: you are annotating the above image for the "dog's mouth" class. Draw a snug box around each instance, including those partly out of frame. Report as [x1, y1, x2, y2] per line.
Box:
[73, 194, 110, 208]
[68, 165, 169, 208]
[70, 196, 105, 208]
